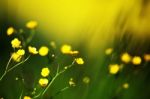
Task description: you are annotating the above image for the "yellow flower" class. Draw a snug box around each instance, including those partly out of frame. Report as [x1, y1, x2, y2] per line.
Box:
[23, 96, 31, 99]
[123, 83, 129, 89]
[105, 48, 113, 55]
[28, 46, 38, 54]
[121, 53, 131, 63]
[39, 46, 49, 56]
[69, 78, 76, 87]
[11, 38, 21, 48]
[144, 54, 150, 61]
[109, 64, 120, 74]
[82, 76, 90, 84]
[7, 27, 15, 36]
[26, 21, 38, 29]
[69, 51, 79, 55]
[12, 52, 22, 62]
[132, 56, 142, 65]
[61, 44, 72, 54]
[16, 49, 25, 56]
[75, 58, 84, 65]
[41, 67, 50, 77]
[39, 78, 49, 87]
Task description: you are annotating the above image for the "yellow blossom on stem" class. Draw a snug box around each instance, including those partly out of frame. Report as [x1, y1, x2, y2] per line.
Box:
[28, 46, 38, 54]
[132, 56, 142, 65]
[109, 64, 120, 74]
[82, 76, 90, 84]
[69, 78, 76, 87]
[16, 49, 25, 56]
[75, 58, 84, 65]
[12, 52, 22, 62]
[121, 52, 132, 63]
[26, 21, 38, 29]
[23, 96, 31, 99]
[41, 67, 50, 77]
[105, 48, 113, 55]
[39, 78, 49, 87]
[61, 44, 72, 54]
[123, 83, 129, 89]
[11, 38, 21, 48]
[39, 46, 49, 56]
[7, 27, 15, 36]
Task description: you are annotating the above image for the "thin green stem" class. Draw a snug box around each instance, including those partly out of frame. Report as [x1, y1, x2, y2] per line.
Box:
[5, 55, 13, 70]
[41, 60, 75, 97]
[7, 56, 30, 72]
[0, 56, 30, 81]
[26, 30, 35, 45]
[0, 55, 12, 81]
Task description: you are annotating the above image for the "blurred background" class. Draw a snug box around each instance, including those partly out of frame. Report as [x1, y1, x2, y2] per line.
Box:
[0, 0, 150, 99]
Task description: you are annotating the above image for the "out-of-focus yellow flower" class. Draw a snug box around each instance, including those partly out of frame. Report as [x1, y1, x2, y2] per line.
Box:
[41, 67, 50, 77]
[121, 53, 132, 63]
[11, 38, 21, 48]
[75, 58, 84, 65]
[39, 78, 49, 87]
[12, 52, 22, 62]
[23, 96, 31, 99]
[7, 27, 15, 36]
[39, 46, 49, 56]
[105, 48, 113, 55]
[61, 44, 72, 54]
[26, 21, 38, 29]
[69, 78, 76, 87]
[109, 64, 120, 74]
[28, 46, 38, 54]
[132, 56, 142, 65]
[69, 50, 79, 55]
[82, 76, 90, 84]
[123, 83, 129, 89]
[144, 54, 150, 62]
[16, 49, 25, 56]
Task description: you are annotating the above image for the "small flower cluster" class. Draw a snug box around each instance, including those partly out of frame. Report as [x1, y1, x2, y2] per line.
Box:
[1, 21, 85, 99]
[105, 47, 150, 90]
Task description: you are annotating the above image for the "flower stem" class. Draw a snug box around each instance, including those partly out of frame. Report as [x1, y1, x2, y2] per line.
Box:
[41, 60, 75, 97]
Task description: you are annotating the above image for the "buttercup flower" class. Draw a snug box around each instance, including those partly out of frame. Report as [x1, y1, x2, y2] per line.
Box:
[75, 58, 84, 65]
[39, 78, 49, 87]
[123, 83, 129, 89]
[26, 21, 38, 29]
[109, 64, 120, 74]
[12, 52, 22, 62]
[132, 56, 142, 65]
[7, 27, 15, 36]
[82, 76, 90, 84]
[105, 48, 113, 55]
[16, 49, 25, 56]
[11, 38, 21, 48]
[39, 46, 49, 56]
[121, 53, 131, 63]
[28, 46, 38, 54]
[61, 44, 72, 54]
[69, 78, 76, 87]
[23, 96, 31, 99]
[41, 67, 50, 77]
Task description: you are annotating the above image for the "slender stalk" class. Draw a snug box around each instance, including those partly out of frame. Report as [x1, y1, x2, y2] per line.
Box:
[26, 30, 35, 45]
[41, 60, 75, 97]
[0, 55, 12, 81]
[7, 56, 30, 72]
[0, 56, 30, 81]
